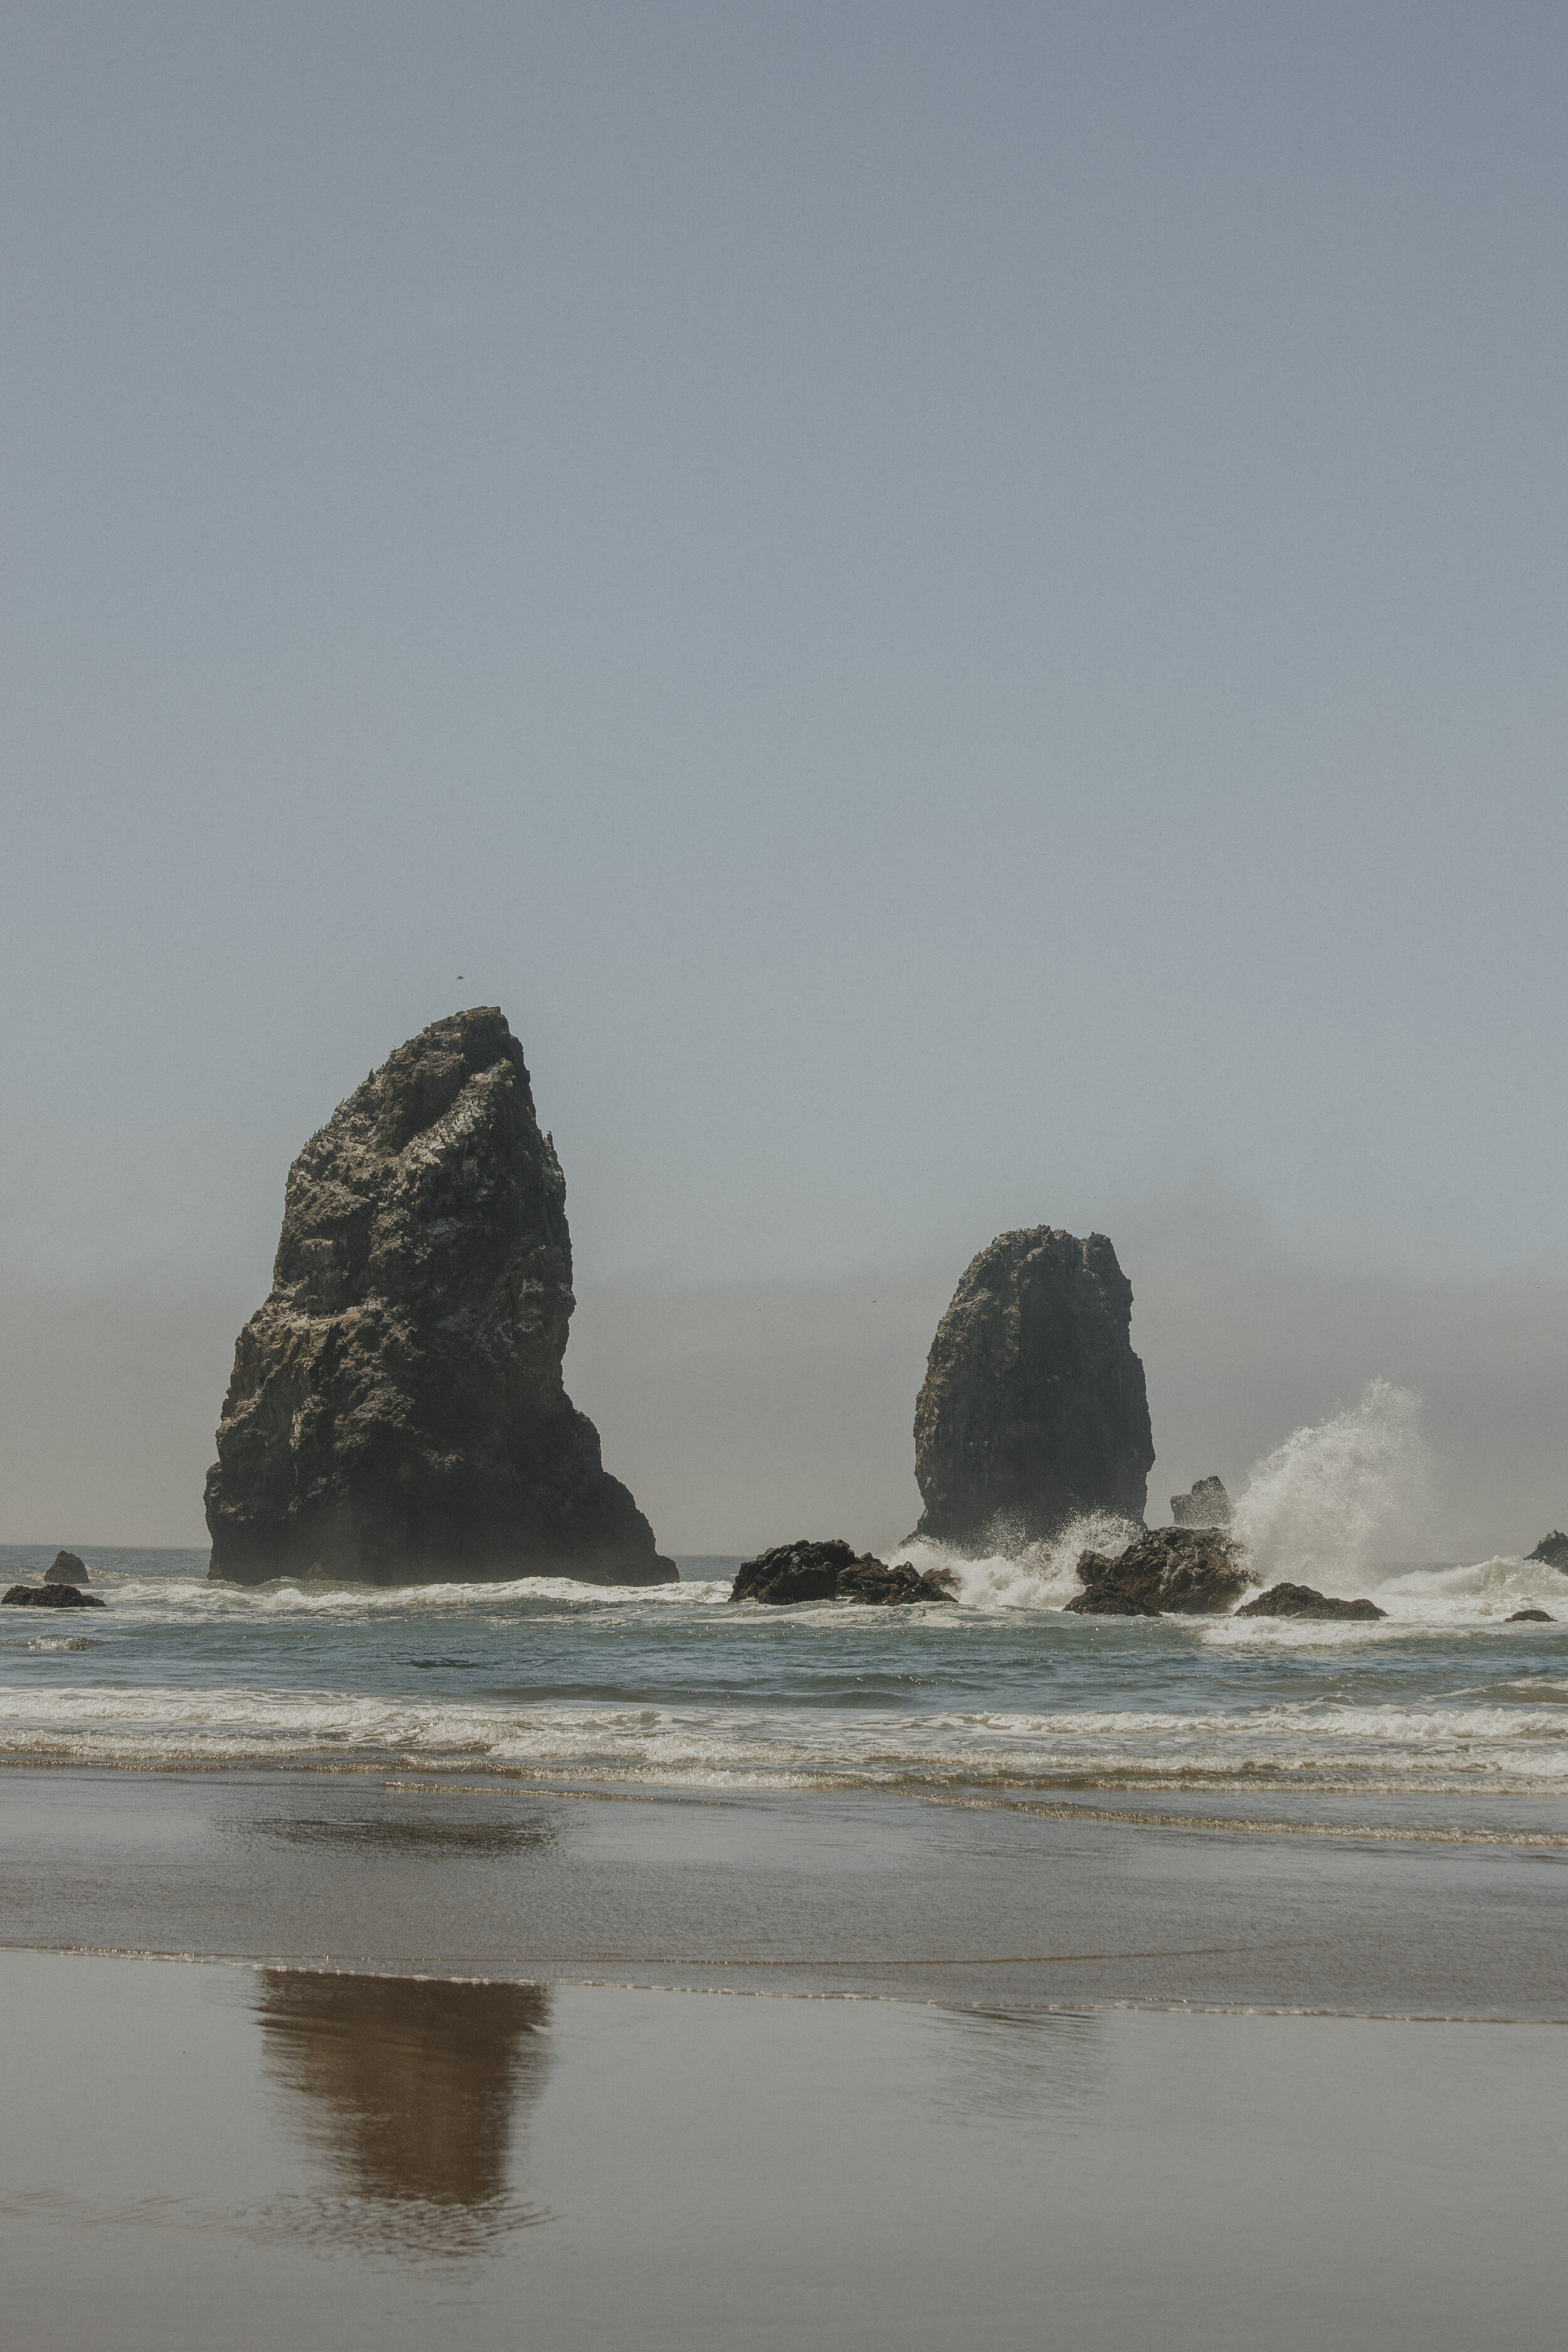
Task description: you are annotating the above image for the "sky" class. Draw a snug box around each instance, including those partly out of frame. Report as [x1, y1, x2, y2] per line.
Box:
[2, 3, 1565, 1554]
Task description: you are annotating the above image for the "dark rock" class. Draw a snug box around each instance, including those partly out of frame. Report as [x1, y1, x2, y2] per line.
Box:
[1061, 1549, 1162, 1616]
[3, 1583, 105, 1609]
[1508, 1608, 1555, 1623]
[204, 1009, 675, 1589]
[912, 1229, 1154, 1549]
[1064, 1526, 1249, 1616]
[1170, 1476, 1232, 1528]
[41, 1550, 90, 1585]
[1526, 1532, 1568, 1569]
[729, 1539, 956, 1606]
[1234, 1582, 1387, 1622]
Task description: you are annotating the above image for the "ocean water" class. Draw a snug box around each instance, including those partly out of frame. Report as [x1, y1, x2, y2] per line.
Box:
[4, 1532, 1567, 1807]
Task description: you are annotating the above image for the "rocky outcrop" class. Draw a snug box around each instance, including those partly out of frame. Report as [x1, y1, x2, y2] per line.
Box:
[730, 1539, 956, 1606]
[1170, 1476, 1231, 1528]
[912, 1229, 1154, 1549]
[42, 1550, 90, 1585]
[3, 1583, 105, 1609]
[1508, 1608, 1555, 1623]
[1063, 1527, 1249, 1616]
[1527, 1532, 1568, 1569]
[1234, 1582, 1386, 1621]
[205, 1009, 675, 1587]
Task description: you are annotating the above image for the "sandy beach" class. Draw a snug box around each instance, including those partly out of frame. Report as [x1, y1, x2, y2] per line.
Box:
[4, 1939, 1565, 2352]
[6, 1752, 1568, 2348]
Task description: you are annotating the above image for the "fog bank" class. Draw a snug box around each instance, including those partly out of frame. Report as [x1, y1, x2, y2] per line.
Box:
[2, 1230, 1562, 1562]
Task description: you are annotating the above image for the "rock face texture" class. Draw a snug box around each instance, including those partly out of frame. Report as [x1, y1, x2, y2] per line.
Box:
[3, 1583, 105, 1609]
[1527, 1532, 1568, 1569]
[1063, 1527, 1249, 1617]
[205, 1009, 675, 1587]
[1234, 1582, 1386, 1622]
[1170, 1476, 1232, 1528]
[42, 1550, 90, 1585]
[1508, 1608, 1555, 1623]
[729, 1539, 955, 1606]
[913, 1229, 1154, 1548]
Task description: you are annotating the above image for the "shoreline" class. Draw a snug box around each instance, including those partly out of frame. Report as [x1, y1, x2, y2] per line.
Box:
[5, 1764, 1565, 2016]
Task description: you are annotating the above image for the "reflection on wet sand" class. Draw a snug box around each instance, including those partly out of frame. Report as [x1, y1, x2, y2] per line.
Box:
[926, 2003, 1107, 2126]
[241, 1810, 558, 1857]
[256, 1971, 553, 2257]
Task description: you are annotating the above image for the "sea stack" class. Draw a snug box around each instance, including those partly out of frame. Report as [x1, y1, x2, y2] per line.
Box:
[42, 1550, 91, 1585]
[204, 1009, 675, 1587]
[911, 1227, 1154, 1549]
[1171, 1476, 1232, 1528]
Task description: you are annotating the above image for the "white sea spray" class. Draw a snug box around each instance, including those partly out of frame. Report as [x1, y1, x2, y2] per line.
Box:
[1231, 1377, 1436, 1591]
[898, 1510, 1143, 1608]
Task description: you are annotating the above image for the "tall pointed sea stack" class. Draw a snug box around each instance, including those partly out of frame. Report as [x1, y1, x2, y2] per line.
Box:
[206, 1009, 675, 1586]
[912, 1227, 1154, 1549]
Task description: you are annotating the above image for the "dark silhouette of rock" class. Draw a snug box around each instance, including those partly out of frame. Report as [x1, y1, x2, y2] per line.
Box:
[1063, 1527, 1248, 1616]
[730, 1539, 956, 1606]
[205, 1009, 675, 1588]
[1508, 1608, 1555, 1623]
[3, 1583, 105, 1609]
[41, 1550, 90, 1585]
[1170, 1476, 1232, 1528]
[1234, 1582, 1387, 1621]
[1527, 1532, 1568, 1569]
[912, 1229, 1153, 1549]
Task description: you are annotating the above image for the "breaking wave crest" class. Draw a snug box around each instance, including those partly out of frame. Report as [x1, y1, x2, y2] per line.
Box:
[898, 1513, 1143, 1608]
[3, 1680, 1568, 1795]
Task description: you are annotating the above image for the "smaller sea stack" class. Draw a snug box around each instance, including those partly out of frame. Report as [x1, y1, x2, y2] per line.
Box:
[1170, 1478, 1231, 1528]
[913, 1228, 1154, 1549]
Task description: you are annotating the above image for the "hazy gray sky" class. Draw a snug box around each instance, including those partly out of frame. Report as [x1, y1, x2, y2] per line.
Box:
[3, 4, 1564, 1550]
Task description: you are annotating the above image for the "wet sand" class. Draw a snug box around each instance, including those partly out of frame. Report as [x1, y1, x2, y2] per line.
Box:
[6, 1765, 1566, 2346]
[3, 1947, 1565, 2352]
[4, 1765, 1567, 2014]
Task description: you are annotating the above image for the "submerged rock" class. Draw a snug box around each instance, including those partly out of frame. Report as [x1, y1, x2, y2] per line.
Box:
[1170, 1476, 1232, 1528]
[912, 1228, 1154, 1549]
[1526, 1532, 1568, 1569]
[730, 1539, 956, 1606]
[1064, 1527, 1249, 1617]
[1234, 1582, 1387, 1622]
[204, 1009, 675, 1588]
[1508, 1608, 1555, 1623]
[3, 1583, 105, 1609]
[41, 1550, 90, 1585]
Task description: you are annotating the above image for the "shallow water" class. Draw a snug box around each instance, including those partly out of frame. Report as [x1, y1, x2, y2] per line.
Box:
[4, 1540, 1568, 1808]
